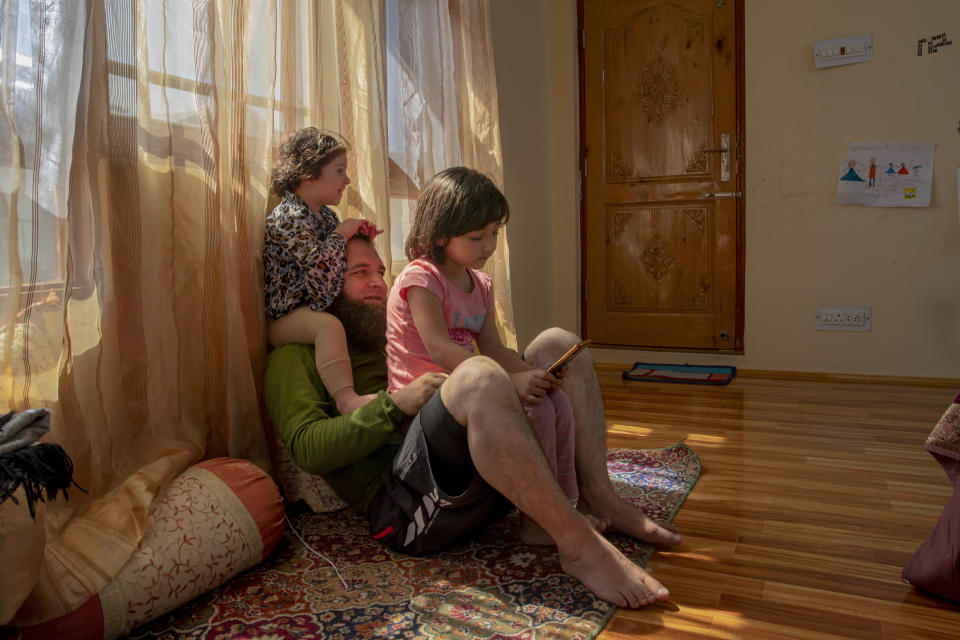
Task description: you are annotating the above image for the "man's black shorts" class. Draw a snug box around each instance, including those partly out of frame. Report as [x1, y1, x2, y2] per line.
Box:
[366, 390, 511, 556]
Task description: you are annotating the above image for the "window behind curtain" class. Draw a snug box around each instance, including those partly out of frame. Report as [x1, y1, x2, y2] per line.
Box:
[1, 0, 85, 292]
[385, 0, 462, 275]
[105, 0, 317, 156]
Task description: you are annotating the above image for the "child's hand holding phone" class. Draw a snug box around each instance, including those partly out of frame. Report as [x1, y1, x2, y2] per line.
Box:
[545, 340, 591, 376]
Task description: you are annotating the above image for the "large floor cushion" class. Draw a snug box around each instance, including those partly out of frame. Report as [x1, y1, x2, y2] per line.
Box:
[271, 428, 347, 513]
[902, 393, 960, 603]
[15, 457, 284, 640]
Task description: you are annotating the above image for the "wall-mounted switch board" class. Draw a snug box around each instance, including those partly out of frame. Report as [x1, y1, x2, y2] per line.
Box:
[814, 34, 873, 69]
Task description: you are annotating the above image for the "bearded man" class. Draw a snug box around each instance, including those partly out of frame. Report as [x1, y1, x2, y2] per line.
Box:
[263, 236, 680, 608]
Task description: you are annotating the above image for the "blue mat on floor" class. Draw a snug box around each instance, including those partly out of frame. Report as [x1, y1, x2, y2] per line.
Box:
[623, 362, 736, 385]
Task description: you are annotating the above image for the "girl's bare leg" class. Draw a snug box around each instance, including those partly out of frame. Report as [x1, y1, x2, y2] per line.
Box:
[268, 307, 376, 414]
[525, 328, 683, 546]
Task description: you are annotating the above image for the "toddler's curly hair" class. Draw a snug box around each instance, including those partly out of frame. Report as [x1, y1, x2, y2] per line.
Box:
[271, 127, 349, 196]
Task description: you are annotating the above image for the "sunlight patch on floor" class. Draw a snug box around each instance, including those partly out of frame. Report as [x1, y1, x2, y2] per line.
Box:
[607, 424, 655, 436]
[660, 550, 723, 565]
[684, 433, 728, 445]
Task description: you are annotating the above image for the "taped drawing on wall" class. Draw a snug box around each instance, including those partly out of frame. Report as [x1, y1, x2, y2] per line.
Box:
[837, 142, 934, 207]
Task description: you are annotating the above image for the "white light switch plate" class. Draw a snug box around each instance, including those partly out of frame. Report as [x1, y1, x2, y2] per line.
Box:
[814, 34, 873, 68]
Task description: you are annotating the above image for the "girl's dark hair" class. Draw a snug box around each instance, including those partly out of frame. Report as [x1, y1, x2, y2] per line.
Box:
[271, 127, 349, 196]
[405, 167, 510, 263]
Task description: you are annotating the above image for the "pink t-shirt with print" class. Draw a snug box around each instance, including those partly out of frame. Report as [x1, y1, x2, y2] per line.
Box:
[386, 258, 494, 392]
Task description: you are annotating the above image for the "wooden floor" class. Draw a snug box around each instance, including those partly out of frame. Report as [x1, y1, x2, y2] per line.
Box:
[593, 364, 960, 640]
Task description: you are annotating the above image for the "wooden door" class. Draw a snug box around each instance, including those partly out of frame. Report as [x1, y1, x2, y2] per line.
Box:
[580, 0, 743, 351]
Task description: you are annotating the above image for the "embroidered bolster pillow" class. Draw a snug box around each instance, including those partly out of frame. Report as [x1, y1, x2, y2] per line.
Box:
[15, 457, 284, 640]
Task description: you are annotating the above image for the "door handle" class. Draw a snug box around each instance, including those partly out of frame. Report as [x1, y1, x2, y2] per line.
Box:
[702, 133, 731, 182]
[704, 192, 741, 198]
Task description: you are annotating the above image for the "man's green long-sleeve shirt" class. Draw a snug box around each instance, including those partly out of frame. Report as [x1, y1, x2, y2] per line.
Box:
[262, 343, 408, 510]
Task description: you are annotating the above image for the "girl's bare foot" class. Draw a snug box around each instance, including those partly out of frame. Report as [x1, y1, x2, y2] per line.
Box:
[577, 502, 612, 533]
[519, 512, 610, 546]
[578, 491, 682, 546]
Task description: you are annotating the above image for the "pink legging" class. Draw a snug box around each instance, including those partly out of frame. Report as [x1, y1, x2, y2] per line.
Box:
[524, 389, 578, 501]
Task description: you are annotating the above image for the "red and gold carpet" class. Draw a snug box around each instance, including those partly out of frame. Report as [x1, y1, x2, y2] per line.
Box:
[126, 444, 701, 640]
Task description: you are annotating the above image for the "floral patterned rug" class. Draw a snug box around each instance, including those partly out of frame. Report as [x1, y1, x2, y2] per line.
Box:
[125, 444, 701, 640]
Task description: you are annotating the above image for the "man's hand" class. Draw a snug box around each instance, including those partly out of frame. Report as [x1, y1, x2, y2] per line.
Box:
[390, 372, 447, 416]
[510, 369, 556, 405]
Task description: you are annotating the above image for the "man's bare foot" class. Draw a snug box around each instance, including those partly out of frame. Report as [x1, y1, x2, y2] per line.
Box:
[578, 491, 683, 546]
[558, 524, 670, 608]
[333, 390, 378, 415]
[519, 512, 610, 546]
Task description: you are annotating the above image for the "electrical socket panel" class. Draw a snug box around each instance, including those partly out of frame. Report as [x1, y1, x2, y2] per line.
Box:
[815, 306, 872, 331]
[813, 34, 873, 69]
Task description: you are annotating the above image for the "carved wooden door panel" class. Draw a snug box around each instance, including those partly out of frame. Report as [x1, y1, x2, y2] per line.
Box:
[581, 0, 743, 351]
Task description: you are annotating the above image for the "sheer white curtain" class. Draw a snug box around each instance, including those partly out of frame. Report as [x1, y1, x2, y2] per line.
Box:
[383, 0, 516, 346]
[1, 0, 87, 406]
[386, 0, 460, 186]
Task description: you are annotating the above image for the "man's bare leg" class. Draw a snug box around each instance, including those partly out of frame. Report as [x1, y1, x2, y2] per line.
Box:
[441, 356, 669, 608]
[524, 328, 683, 546]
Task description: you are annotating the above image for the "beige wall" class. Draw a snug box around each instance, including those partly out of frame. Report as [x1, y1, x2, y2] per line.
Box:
[492, 0, 960, 378]
[490, 0, 552, 349]
[491, 0, 581, 350]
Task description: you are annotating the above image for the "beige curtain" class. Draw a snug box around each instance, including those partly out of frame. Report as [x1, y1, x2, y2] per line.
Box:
[448, 0, 515, 348]
[0, 0, 305, 623]
[1, 0, 513, 624]
[333, 0, 393, 269]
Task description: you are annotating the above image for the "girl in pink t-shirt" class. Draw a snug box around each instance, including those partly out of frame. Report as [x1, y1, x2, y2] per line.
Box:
[386, 167, 580, 542]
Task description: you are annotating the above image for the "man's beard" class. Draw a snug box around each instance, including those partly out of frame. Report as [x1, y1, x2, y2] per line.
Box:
[327, 293, 387, 352]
